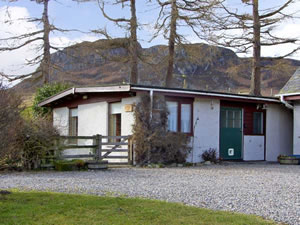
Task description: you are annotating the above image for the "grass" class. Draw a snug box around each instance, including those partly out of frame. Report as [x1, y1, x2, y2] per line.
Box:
[0, 191, 277, 225]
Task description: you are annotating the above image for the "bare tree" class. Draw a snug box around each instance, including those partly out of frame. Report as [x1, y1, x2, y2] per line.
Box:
[0, 0, 74, 83]
[153, 0, 222, 87]
[206, 0, 299, 96]
[94, 0, 139, 84]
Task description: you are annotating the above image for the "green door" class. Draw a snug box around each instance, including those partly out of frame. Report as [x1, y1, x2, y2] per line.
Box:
[220, 107, 243, 160]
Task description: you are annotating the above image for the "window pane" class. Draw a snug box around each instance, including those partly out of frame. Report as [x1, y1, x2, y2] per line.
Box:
[228, 119, 234, 128]
[69, 108, 78, 137]
[69, 117, 78, 136]
[109, 114, 121, 142]
[234, 111, 241, 128]
[181, 104, 191, 133]
[167, 101, 178, 132]
[228, 110, 234, 120]
[253, 112, 263, 134]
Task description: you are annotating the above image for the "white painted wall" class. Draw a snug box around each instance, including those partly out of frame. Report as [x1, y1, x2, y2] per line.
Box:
[266, 104, 293, 161]
[53, 107, 69, 135]
[78, 102, 108, 137]
[294, 102, 300, 155]
[121, 96, 139, 136]
[189, 98, 220, 163]
[243, 136, 264, 161]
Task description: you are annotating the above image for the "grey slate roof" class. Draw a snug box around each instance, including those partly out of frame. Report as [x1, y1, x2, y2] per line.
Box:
[280, 67, 300, 94]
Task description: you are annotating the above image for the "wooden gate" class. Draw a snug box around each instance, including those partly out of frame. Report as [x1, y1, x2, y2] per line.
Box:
[56, 135, 133, 165]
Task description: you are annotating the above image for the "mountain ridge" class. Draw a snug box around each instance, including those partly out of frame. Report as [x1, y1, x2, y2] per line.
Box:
[14, 38, 300, 97]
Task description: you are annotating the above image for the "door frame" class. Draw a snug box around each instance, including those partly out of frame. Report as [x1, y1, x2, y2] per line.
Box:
[219, 106, 244, 160]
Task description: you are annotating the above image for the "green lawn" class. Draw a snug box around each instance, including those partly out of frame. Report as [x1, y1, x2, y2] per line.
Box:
[0, 191, 277, 225]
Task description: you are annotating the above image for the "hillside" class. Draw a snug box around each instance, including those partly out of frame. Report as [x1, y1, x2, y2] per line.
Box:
[14, 38, 300, 96]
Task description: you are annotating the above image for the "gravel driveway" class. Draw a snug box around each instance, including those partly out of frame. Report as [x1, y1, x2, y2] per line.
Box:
[1, 163, 300, 225]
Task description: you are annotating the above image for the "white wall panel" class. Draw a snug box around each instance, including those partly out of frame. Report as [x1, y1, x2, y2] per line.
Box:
[266, 104, 293, 161]
[294, 102, 300, 155]
[189, 98, 220, 163]
[244, 136, 264, 161]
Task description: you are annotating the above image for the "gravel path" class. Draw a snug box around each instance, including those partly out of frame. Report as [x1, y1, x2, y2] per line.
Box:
[1, 163, 300, 225]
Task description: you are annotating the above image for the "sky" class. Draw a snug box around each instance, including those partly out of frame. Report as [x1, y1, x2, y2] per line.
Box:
[0, 0, 300, 80]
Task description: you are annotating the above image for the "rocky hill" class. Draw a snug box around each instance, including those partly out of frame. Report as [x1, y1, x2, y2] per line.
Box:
[15, 38, 300, 96]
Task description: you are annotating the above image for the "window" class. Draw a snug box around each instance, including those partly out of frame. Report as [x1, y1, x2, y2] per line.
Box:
[167, 102, 178, 132]
[221, 109, 242, 129]
[109, 102, 122, 142]
[69, 108, 78, 136]
[166, 98, 193, 134]
[181, 104, 192, 133]
[253, 112, 263, 135]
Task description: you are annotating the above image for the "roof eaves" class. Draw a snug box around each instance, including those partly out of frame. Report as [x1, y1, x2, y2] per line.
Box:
[38, 85, 131, 107]
[130, 85, 280, 103]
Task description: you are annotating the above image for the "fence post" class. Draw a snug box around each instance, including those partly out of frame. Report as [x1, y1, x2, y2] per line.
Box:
[96, 135, 102, 161]
[128, 136, 133, 165]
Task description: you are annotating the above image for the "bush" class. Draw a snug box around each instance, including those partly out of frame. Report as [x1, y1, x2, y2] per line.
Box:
[18, 118, 59, 170]
[0, 83, 24, 170]
[33, 82, 70, 117]
[54, 160, 86, 171]
[201, 149, 217, 163]
[133, 94, 191, 165]
[0, 82, 60, 170]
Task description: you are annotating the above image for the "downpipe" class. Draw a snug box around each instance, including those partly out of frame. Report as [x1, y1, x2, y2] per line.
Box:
[280, 95, 294, 110]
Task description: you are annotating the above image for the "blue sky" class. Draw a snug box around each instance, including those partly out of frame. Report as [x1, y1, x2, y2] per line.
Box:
[0, 0, 299, 77]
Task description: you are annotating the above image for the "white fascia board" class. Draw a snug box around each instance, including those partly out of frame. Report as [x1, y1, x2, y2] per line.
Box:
[131, 87, 280, 103]
[275, 92, 300, 97]
[38, 85, 131, 107]
[38, 88, 74, 107]
[75, 85, 130, 93]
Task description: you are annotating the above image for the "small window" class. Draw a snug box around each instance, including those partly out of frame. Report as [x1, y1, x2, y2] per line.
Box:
[166, 98, 193, 134]
[253, 112, 263, 135]
[167, 101, 178, 132]
[221, 109, 242, 129]
[69, 108, 78, 136]
[181, 104, 191, 133]
[109, 102, 122, 142]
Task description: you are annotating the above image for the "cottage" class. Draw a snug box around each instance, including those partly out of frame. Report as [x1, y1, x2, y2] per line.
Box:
[39, 83, 294, 163]
[277, 68, 300, 156]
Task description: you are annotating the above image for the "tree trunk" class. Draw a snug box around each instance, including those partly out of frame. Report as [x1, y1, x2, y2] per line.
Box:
[250, 0, 261, 96]
[42, 0, 51, 84]
[166, 0, 177, 87]
[129, 0, 138, 84]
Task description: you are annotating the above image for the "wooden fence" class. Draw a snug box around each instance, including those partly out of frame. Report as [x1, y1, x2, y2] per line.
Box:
[55, 135, 133, 165]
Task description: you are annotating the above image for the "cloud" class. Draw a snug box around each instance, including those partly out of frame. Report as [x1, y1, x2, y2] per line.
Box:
[0, 6, 40, 77]
[0, 6, 99, 84]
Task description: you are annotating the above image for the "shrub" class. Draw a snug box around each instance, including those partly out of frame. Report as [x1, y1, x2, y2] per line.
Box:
[201, 149, 217, 163]
[133, 94, 191, 165]
[33, 82, 70, 117]
[18, 118, 60, 170]
[0, 83, 24, 170]
[54, 160, 86, 171]
[0, 82, 60, 171]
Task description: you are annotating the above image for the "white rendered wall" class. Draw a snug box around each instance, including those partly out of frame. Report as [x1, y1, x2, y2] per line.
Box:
[63, 102, 109, 157]
[107, 96, 139, 163]
[121, 96, 140, 136]
[53, 107, 69, 135]
[78, 102, 108, 137]
[243, 136, 264, 161]
[294, 102, 300, 155]
[266, 104, 293, 161]
[188, 98, 220, 163]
